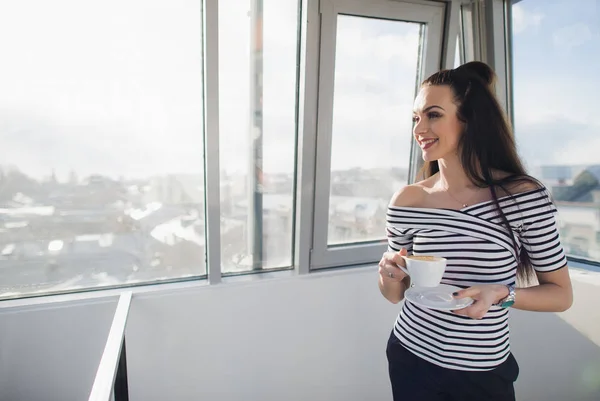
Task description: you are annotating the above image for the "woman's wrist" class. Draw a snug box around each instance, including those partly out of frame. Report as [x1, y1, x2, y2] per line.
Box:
[493, 284, 510, 304]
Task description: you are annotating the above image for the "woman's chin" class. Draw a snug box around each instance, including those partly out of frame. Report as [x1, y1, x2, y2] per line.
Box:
[421, 152, 438, 163]
[421, 148, 453, 163]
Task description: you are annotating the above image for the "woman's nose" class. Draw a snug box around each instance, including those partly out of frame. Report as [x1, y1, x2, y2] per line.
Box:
[413, 120, 428, 136]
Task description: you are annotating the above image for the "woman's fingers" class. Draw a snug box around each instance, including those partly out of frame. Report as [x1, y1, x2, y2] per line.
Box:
[453, 303, 489, 319]
[379, 250, 408, 282]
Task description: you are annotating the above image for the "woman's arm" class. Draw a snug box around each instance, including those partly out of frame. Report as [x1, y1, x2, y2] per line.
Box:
[510, 183, 573, 312]
[512, 267, 572, 311]
[453, 267, 572, 319]
[454, 262, 573, 319]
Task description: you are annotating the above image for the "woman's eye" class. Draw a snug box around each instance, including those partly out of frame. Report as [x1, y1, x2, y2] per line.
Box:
[428, 112, 441, 119]
[412, 116, 419, 123]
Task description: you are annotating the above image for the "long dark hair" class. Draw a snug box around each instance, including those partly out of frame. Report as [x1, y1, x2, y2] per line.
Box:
[419, 61, 538, 283]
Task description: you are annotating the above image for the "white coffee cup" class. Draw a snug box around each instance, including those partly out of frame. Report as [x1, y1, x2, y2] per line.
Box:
[397, 255, 446, 288]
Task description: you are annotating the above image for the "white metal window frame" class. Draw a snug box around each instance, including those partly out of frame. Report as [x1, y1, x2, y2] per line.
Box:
[8, 0, 600, 301]
[308, 0, 446, 270]
[0, 0, 482, 302]
[504, 0, 516, 126]
[482, 0, 511, 114]
[459, 0, 511, 114]
[459, 2, 477, 63]
[204, 0, 222, 284]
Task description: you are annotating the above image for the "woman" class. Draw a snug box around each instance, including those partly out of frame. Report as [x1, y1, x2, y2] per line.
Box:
[378, 61, 573, 401]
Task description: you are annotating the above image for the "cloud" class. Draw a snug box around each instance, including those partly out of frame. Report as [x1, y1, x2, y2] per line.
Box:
[552, 22, 594, 53]
[512, 4, 544, 34]
[512, 74, 599, 170]
[220, 6, 423, 174]
[325, 15, 422, 172]
[515, 116, 600, 171]
[557, 136, 600, 166]
[218, 0, 299, 175]
[0, 0, 206, 179]
[512, 72, 596, 125]
[0, 0, 596, 183]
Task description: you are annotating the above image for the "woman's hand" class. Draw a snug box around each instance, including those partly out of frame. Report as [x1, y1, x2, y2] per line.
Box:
[452, 284, 509, 319]
[378, 248, 409, 283]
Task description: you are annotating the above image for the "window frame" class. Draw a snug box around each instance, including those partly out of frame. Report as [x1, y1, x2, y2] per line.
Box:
[308, 0, 446, 270]
[0, 0, 500, 301]
[204, 0, 222, 284]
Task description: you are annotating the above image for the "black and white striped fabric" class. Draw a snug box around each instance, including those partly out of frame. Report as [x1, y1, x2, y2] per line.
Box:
[386, 187, 567, 371]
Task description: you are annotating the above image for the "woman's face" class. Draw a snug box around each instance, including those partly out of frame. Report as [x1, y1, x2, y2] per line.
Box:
[412, 85, 464, 162]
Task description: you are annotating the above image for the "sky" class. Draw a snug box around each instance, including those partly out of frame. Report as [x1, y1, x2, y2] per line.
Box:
[0, 0, 598, 180]
[511, 0, 600, 172]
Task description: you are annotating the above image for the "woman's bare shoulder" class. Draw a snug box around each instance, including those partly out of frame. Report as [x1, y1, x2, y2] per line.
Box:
[389, 179, 434, 208]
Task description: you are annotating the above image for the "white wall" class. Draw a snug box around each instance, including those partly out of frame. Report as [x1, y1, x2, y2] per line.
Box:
[512, 273, 600, 401]
[125, 269, 600, 401]
[0, 298, 116, 401]
[512, 310, 600, 401]
[126, 269, 399, 401]
[1, 268, 599, 401]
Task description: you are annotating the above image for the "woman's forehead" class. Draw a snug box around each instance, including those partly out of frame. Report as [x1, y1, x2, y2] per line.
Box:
[413, 85, 454, 112]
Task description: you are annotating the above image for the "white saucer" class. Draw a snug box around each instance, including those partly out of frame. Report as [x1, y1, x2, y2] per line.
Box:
[405, 284, 474, 311]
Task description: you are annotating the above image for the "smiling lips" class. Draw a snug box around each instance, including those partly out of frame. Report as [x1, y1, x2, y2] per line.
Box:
[419, 138, 438, 151]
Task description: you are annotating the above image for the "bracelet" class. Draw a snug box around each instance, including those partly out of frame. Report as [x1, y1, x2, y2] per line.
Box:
[494, 284, 516, 308]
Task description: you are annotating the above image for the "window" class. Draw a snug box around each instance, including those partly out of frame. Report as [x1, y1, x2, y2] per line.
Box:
[327, 14, 423, 247]
[0, 0, 458, 300]
[454, 33, 462, 68]
[218, 0, 300, 274]
[460, 2, 477, 63]
[311, 0, 444, 269]
[452, 2, 477, 70]
[0, 0, 206, 299]
[510, 0, 600, 263]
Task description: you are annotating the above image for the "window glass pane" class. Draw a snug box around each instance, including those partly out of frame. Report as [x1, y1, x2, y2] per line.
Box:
[218, 0, 299, 273]
[0, 1, 206, 299]
[327, 15, 422, 246]
[454, 33, 461, 68]
[461, 4, 476, 62]
[511, 0, 600, 262]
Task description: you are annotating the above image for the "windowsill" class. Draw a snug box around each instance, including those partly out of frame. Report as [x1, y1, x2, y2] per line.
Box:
[567, 257, 600, 272]
[1, 260, 598, 310]
[0, 263, 370, 310]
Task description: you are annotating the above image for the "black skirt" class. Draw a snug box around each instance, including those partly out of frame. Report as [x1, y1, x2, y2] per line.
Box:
[386, 331, 519, 401]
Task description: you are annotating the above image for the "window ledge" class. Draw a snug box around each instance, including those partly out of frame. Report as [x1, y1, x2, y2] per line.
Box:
[0, 263, 373, 310]
[1, 261, 598, 310]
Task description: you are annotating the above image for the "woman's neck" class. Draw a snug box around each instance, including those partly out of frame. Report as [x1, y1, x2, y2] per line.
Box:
[435, 155, 476, 191]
